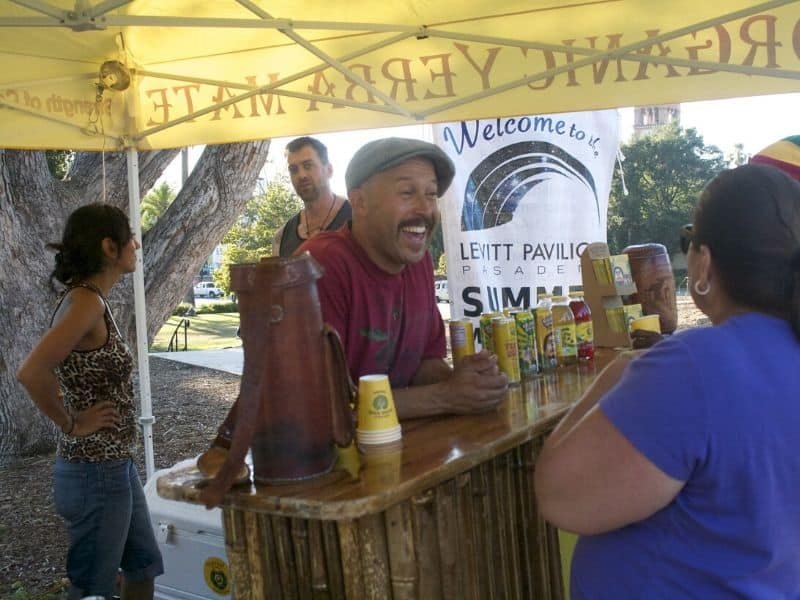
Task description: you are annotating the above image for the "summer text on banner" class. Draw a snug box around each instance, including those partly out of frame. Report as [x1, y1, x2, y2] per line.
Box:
[434, 111, 621, 322]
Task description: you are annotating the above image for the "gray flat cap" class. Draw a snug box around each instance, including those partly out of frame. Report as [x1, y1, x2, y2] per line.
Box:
[345, 137, 455, 196]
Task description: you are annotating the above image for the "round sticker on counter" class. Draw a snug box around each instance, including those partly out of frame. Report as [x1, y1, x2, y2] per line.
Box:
[203, 556, 231, 596]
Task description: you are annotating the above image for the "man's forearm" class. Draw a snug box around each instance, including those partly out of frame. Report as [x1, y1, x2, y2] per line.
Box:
[411, 357, 452, 386]
[393, 382, 447, 420]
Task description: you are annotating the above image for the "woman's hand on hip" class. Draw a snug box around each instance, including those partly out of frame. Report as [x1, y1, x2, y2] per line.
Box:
[72, 401, 121, 436]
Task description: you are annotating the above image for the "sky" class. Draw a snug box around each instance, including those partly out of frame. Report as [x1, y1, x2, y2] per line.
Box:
[160, 92, 800, 195]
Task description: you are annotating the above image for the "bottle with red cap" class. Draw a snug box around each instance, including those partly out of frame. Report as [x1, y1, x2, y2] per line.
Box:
[569, 292, 595, 360]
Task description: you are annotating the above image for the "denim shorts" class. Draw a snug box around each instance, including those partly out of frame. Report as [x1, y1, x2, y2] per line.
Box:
[54, 457, 164, 599]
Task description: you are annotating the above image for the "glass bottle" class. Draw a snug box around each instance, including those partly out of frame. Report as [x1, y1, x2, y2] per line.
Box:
[569, 292, 595, 360]
[551, 295, 577, 366]
[534, 294, 557, 371]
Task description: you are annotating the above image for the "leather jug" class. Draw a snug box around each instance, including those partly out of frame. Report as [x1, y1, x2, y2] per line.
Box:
[200, 253, 354, 506]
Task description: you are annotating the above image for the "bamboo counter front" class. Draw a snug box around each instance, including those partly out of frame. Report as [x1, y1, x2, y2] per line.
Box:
[158, 350, 618, 599]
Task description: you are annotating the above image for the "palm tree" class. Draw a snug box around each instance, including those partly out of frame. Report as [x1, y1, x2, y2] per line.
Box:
[141, 181, 176, 231]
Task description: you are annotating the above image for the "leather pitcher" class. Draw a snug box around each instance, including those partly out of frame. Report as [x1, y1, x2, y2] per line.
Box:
[200, 253, 354, 507]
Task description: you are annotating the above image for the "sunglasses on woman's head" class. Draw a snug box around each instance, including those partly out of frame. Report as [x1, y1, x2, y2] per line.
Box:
[680, 224, 693, 254]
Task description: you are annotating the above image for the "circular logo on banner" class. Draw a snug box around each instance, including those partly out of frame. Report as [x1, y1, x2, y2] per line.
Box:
[203, 556, 231, 596]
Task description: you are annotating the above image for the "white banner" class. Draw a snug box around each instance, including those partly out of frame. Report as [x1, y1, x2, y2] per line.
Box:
[434, 111, 620, 320]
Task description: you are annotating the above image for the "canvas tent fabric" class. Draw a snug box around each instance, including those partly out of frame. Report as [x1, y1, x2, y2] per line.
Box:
[1, 0, 799, 151]
[2, 0, 799, 478]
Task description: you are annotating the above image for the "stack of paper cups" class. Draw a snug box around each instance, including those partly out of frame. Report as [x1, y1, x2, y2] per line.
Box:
[357, 374, 402, 445]
[629, 314, 662, 334]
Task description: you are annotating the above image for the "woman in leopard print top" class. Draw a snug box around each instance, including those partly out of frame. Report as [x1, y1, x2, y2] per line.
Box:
[18, 203, 163, 600]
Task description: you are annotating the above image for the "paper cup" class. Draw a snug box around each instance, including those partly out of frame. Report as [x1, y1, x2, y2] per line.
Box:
[361, 441, 403, 486]
[357, 374, 399, 432]
[357, 424, 402, 445]
[629, 314, 662, 334]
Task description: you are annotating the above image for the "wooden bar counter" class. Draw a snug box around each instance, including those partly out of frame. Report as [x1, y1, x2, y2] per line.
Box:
[158, 350, 618, 599]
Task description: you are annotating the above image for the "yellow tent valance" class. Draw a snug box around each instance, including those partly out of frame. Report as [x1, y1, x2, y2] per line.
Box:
[1, 0, 798, 150]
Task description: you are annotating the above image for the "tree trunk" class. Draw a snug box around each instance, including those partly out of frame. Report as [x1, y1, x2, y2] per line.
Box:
[0, 141, 270, 462]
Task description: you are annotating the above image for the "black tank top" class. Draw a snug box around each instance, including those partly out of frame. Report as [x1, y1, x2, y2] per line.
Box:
[279, 201, 352, 257]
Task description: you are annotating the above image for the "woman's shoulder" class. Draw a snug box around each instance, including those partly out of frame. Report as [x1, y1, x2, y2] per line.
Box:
[54, 286, 105, 320]
[64, 285, 105, 306]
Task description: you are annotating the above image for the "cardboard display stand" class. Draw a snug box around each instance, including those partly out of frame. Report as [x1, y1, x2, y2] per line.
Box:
[580, 242, 637, 348]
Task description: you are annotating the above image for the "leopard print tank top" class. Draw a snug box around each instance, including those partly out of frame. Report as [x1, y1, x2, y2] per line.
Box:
[54, 284, 137, 462]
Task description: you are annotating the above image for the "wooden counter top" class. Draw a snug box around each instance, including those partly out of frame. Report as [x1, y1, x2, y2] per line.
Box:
[158, 349, 617, 520]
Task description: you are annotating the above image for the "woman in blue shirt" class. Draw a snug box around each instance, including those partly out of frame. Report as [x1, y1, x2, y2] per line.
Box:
[535, 163, 800, 598]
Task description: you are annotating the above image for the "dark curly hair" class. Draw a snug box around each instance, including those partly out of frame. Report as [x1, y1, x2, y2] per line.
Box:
[692, 164, 800, 339]
[47, 203, 132, 286]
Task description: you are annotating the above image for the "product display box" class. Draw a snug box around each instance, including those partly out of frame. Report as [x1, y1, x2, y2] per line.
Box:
[581, 242, 638, 348]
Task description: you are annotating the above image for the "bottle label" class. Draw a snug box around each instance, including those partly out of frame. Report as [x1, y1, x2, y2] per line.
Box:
[555, 324, 577, 357]
[576, 321, 593, 344]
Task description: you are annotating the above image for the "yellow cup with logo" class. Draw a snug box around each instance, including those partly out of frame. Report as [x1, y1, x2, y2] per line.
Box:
[357, 374, 400, 434]
[629, 314, 662, 334]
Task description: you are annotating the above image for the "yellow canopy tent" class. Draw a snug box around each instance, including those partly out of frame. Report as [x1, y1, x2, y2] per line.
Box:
[2, 0, 798, 477]
[1, 0, 798, 151]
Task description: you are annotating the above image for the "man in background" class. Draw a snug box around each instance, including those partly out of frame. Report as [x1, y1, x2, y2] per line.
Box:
[273, 136, 351, 257]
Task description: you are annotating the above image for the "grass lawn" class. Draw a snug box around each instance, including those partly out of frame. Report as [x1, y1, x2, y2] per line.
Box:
[150, 312, 241, 352]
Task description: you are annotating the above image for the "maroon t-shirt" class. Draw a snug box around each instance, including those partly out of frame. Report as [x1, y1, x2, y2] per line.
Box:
[298, 227, 446, 388]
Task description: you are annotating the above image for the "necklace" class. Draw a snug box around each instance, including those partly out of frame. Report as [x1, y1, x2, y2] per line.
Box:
[304, 195, 337, 238]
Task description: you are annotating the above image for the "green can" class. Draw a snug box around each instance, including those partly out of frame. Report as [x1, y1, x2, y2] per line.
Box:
[509, 309, 539, 378]
[479, 311, 503, 354]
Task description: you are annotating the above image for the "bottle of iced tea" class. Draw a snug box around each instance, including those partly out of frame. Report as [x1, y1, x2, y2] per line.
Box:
[534, 294, 557, 371]
[569, 292, 595, 360]
[551, 295, 577, 366]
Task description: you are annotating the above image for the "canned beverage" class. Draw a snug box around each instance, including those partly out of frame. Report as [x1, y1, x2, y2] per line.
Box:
[509, 309, 539, 378]
[479, 311, 503, 353]
[492, 316, 521, 385]
[449, 319, 475, 365]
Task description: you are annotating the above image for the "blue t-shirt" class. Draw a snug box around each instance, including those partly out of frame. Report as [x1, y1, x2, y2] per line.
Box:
[572, 313, 800, 599]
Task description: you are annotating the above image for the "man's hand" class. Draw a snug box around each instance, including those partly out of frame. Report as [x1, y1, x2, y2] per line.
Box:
[394, 352, 509, 419]
[439, 351, 509, 414]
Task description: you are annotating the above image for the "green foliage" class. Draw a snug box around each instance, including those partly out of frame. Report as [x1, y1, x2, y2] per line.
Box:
[429, 223, 444, 269]
[607, 123, 727, 256]
[436, 252, 447, 276]
[727, 142, 749, 167]
[195, 301, 238, 314]
[141, 181, 176, 232]
[173, 302, 194, 316]
[45, 150, 73, 180]
[173, 301, 238, 316]
[214, 174, 300, 291]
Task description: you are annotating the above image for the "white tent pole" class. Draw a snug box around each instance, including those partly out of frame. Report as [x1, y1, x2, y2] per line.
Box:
[126, 147, 155, 480]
